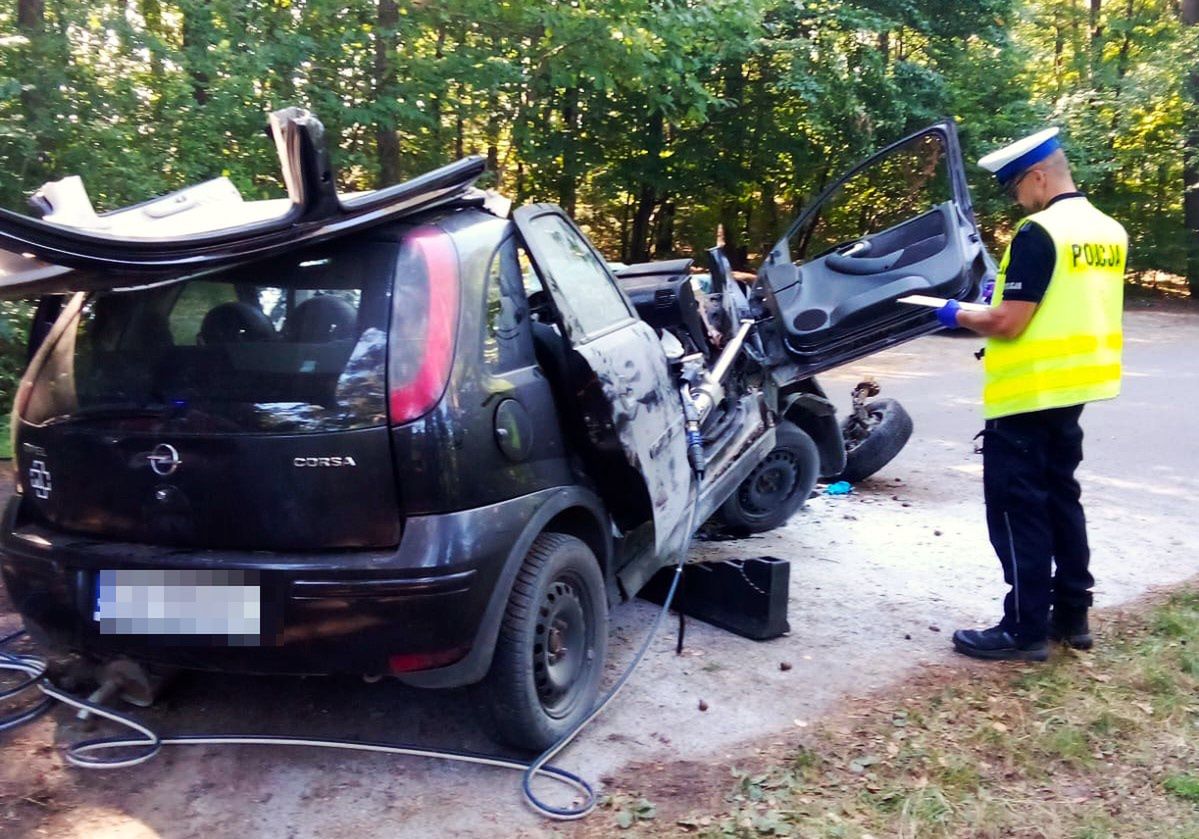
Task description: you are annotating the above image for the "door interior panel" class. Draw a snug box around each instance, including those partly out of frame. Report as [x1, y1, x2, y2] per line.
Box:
[774, 203, 965, 338]
[756, 122, 988, 375]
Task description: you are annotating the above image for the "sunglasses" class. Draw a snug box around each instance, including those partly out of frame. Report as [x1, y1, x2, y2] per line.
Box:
[1004, 168, 1036, 200]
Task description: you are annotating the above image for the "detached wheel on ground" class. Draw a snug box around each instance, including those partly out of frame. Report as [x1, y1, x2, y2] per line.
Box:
[717, 420, 819, 535]
[835, 397, 913, 484]
[472, 532, 608, 752]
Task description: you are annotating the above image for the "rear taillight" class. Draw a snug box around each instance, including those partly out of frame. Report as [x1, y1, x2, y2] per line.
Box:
[388, 228, 460, 425]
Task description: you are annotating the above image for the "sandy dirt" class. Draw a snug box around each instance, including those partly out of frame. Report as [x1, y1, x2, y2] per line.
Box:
[1, 302, 1197, 838]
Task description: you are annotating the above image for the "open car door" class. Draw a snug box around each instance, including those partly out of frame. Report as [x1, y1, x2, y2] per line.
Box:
[757, 120, 993, 376]
[513, 204, 694, 562]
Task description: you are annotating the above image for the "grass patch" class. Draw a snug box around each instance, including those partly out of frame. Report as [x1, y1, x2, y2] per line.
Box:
[1164, 773, 1199, 804]
[658, 588, 1199, 838]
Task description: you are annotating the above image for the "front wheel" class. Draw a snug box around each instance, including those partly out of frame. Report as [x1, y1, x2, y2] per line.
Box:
[834, 398, 913, 483]
[717, 421, 819, 535]
[472, 532, 608, 752]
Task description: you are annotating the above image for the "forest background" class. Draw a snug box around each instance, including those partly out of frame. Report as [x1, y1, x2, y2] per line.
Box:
[0, 0, 1196, 418]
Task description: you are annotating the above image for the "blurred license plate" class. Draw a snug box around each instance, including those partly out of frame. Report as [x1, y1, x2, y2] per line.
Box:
[94, 569, 261, 642]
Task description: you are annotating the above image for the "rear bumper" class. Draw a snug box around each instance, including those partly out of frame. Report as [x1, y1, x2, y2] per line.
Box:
[0, 488, 580, 681]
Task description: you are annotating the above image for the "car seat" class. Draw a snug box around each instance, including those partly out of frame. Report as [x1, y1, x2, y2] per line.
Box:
[283, 294, 357, 342]
[197, 301, 277, 344]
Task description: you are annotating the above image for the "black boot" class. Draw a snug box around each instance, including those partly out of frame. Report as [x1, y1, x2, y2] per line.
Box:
[1050, 606, 1093, 650]
[952, 624, 1049, 662]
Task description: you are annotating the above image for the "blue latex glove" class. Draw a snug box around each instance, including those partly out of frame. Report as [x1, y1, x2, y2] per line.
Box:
[981, 278, 996, 304]
[936, 299, 961, 329]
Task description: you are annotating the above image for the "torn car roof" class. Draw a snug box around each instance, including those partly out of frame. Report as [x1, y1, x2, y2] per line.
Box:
[0, 107, 486, 296]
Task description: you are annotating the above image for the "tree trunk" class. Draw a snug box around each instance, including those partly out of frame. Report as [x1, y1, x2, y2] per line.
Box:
[454, 83, 466, 161]
[1089, 0, 1103, 83]
[16, 0, 48, 183]
[620, 189, 633, 262]
[430, 28, 447, 156]
[1053, 13, 1065, 91]
[17, 0, 43, 31]
[629, 110, 665, 263]
[762, 180, 780, 256]
[653, 199, 675, 258]
[16, 0, 45, 121]
[557, 87, 579, 216]
[374, 0, 401, 187]
[180, 1, 212, 107]
[630, 183, 657, 263]
[1100, 0, 1135, 195]
[486, 102, 501, 187]
[1184, 0, 1199, 295]
[719, 59, 748, 268]
[719, 199, 744, 269]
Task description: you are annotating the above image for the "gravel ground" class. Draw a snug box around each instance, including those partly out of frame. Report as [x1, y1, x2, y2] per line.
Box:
[1, 302, 1196, 838]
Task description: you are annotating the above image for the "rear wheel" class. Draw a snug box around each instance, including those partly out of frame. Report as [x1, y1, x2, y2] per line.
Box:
[473, 532, 607, 752]
[835, 398, 913, 483]
[718, 421, 819, 535]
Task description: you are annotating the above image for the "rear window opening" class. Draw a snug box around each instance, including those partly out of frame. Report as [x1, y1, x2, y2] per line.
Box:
[22, 241, 397, 434]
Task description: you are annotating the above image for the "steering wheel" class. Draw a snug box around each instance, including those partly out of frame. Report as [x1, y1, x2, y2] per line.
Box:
[527, 289, 558, 323]
[825, 238, 905, 276]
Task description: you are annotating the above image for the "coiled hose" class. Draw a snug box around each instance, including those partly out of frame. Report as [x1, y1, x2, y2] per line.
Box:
[0, 548, 687, 820]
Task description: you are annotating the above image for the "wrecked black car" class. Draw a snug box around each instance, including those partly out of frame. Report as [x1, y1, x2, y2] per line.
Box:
[0, 109, 988, 750]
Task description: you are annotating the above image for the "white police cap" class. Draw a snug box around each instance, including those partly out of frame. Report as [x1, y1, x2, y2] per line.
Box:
[978, 127, 1061, 186]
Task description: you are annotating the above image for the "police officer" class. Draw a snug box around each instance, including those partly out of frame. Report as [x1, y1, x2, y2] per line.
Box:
[936, 128, 1127, 661]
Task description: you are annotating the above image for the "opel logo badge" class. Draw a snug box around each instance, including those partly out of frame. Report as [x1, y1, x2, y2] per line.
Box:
[147, 443, 182, 476]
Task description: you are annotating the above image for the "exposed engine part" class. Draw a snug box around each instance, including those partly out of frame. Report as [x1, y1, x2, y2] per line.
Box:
[76, 658, 171, 725]
[844, 379, 883, 449]
[679, 352, 706, 387]
[849, 379, 881, 418]
[658, 329, 686, 363]
[679, 385, 705, 477]
[690, 320, 755, 423]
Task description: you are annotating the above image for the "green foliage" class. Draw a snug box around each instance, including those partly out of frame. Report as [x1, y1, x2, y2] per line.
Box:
[0, 1, 1191, 404]
[0, 0, 1188, 267]
[1164, 772, 1199, 803]
[0, 299, 31, 413]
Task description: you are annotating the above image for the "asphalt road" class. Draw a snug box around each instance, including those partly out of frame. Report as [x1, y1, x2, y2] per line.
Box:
[1, 302, 1196, 838]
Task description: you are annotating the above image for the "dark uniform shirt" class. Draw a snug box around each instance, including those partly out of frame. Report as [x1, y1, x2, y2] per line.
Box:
[1000, 192, 1086, 304]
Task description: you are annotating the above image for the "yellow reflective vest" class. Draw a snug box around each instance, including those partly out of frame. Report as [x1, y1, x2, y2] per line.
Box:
[984, 197, 1127, 420]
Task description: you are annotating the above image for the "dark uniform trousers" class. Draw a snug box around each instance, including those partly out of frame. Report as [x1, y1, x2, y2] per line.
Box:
[982, 404, 1093, 643]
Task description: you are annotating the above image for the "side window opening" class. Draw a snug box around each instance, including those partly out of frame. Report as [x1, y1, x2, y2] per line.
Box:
[482, 236, 534, 372]
[522, 214, 632, 339]
[791, 132, 953, 265]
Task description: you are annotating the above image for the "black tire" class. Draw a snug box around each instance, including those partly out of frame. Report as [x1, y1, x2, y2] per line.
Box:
[835, 398, 913, 484]
[717, 421, 819, 535]
[472, 532, 608, 752]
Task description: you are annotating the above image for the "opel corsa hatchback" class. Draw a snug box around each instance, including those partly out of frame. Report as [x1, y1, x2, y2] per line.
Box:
[0, 108, 989, 749]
